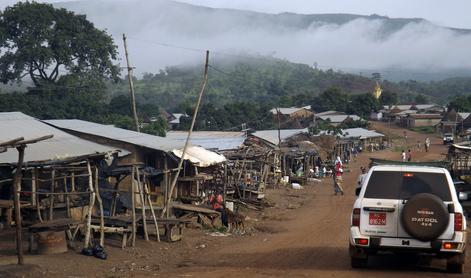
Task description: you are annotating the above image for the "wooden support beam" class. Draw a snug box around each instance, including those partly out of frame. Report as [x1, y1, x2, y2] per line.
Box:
[84, 161, 95, 249]
[131, 167, 137, 247]
[13, 146, 25, 265]
[94, 167, 105, 247]
[136, 167, 148, 241]
[49, 169, 55, 221]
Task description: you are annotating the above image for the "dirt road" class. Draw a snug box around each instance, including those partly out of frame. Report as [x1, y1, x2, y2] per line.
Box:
[1, 123, 468, 277]
[163, 124, 470, 277]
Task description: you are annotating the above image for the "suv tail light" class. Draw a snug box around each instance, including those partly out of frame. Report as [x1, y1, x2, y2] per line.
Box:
[454, 213, 463, 231]
[352, 208, 361, 226]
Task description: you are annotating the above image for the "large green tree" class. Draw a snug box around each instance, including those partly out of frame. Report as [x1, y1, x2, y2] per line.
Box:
[0, 2, 119, 87]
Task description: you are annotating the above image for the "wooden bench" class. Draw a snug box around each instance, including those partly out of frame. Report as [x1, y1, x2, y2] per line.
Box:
[90, 216, 134, 249]
[139, 218, 190, 242]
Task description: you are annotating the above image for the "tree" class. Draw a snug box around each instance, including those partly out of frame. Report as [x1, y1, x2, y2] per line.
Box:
[311, 87, 349, 112]
[0, 2, 119, 87]
[414, 94, 428, 104]
[380, 90, 398, 106]
[141, 118, 168, 137]
[347, 93, 380, 118]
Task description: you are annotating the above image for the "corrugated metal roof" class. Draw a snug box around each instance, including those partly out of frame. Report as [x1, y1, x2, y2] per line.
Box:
[315, 128, 384, 139]
[317, 114, 362, 123]
[169, 113, 186, 124]
[342, 128, 384, 139]
[458, 112, 471, 120]
[315, 110, 345, 117]
[0, 112, 122, 165]
[251, 128, 309, 145]
[270, 107, 310, 115]
[166, 131, 245, 151]
[45, 119, 183, 152]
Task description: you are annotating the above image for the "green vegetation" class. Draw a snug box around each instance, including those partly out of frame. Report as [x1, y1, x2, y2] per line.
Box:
[0, 2, 119, 88]
[1, 2, 471, 134]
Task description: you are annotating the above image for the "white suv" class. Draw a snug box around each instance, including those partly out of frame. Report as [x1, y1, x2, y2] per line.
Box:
[350, 165, 467, 273]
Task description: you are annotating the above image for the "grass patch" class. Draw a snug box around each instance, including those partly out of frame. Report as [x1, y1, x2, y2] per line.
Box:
[410, 126, 436, 134]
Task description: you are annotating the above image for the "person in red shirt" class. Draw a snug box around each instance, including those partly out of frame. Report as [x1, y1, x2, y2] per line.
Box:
[210, 190, 228, 227]
[333, 157, 344, 195]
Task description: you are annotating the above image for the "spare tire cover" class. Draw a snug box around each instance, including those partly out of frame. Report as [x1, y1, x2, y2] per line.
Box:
[401, 193, 449, 242]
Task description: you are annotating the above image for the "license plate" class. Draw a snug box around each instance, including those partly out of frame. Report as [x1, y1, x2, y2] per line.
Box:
[369, 212, 386, 225]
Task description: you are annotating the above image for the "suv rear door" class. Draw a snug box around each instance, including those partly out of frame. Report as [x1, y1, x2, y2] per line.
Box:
[395, 171, 454, 239]
[360, 171, 400, 237]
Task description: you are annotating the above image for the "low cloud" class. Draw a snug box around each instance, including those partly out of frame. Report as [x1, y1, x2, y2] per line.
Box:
[53, 0, 471, 78]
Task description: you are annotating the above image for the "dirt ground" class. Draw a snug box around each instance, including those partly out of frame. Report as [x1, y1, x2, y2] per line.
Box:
[1, 122, 469, 277]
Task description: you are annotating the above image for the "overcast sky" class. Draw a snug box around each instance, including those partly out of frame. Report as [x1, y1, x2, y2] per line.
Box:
[1, 0, 471, 80]
[1, 0, 471, 29]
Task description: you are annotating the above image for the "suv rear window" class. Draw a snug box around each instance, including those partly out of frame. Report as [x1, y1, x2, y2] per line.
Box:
[364, 171, 452, 201]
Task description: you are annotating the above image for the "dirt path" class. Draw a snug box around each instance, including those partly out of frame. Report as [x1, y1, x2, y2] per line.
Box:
[1, 123, 467, 277]
[162, 124, 469, 277]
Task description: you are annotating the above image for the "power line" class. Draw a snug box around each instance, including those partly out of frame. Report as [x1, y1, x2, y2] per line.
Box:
[120, 36, 471, 77]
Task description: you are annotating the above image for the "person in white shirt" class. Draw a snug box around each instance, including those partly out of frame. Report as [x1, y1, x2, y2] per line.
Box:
[356, 167, 368, 196]
[401, 150, 406, 162]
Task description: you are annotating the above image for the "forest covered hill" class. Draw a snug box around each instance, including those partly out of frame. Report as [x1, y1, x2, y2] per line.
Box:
[55, 0, 471, 81]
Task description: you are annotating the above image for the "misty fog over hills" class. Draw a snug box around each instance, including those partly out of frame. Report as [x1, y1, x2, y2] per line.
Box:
[54, 0, 471, 81]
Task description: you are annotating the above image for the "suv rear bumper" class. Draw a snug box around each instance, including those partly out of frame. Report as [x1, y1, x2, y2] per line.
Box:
[349, 227, 467, 256]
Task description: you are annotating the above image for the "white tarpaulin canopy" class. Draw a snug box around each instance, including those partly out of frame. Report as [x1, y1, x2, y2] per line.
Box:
[172, 145, 226, 167]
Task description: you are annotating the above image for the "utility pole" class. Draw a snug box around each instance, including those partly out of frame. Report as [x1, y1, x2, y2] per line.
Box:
[276, 108, 282, 175]
[123, 34, 140, 132]
[160, 50, 210, 218]
[276, 108, 281, 148]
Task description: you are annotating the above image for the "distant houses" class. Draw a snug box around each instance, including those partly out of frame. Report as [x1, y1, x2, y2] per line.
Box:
[316, 114, 363, 127]
[269, 106, 314, 129]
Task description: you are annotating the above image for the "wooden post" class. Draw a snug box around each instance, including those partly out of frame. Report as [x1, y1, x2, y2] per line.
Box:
[64, 177, 70, 218]
[122, 33, 140, 132]
[71, 172, 75, 192]
[136, 167, 148, 241]
[194, 166, 199, 197]
[160, 50, 210, 218]
[84, 161, 96, 249]
[94, 167, 105, 247]
[131, 167, 137, 247]
[223, 163, 227, 203]
[34, 168, 43, 222]
[164, 159, 169, 218]
[49, 169, 55, 220]
[31, 169, 36, 206]
[144, 175, 160, 242]
[13, 146, 25, 265]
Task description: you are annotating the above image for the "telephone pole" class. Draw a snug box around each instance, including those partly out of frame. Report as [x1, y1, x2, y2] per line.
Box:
[161, 50, 210, 218]
[123, 33, 140, 132]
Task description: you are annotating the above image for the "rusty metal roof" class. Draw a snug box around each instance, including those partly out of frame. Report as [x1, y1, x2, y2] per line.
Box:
[0, 112, 123, 165]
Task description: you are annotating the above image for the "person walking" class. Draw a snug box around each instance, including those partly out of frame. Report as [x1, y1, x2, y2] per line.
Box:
[407, 149, 412, 162]
[355, 167, 368, 196]
[417, 140, 421, 151]
[425, 137, 431, 152]
[401, 150, 406, 162]
[333, 157, 344, 195]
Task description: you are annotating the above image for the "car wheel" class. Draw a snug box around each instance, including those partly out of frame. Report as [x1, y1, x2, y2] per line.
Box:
[446, 262, 464, 273]
[351, 257, 368, 268]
